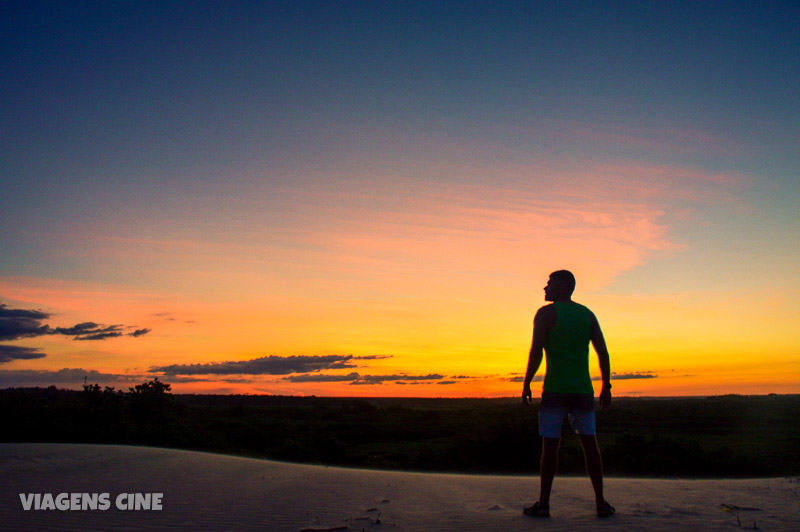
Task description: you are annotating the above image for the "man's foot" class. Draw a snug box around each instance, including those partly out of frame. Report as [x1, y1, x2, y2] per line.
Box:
[523, 501, 550, 518]
[597, 500, 615, 518]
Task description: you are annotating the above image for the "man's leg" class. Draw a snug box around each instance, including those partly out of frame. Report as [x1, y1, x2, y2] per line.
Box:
[578, 434, 604, 506]
[539, 436, 560, 506]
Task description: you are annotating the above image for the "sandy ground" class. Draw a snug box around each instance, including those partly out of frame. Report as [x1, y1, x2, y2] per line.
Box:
[1, 443, 798, 531]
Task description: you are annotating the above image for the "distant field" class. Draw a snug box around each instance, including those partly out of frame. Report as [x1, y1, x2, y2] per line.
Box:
[3, 387, 798, 477]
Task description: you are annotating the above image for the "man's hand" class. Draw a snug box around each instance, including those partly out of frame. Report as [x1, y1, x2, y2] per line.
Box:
[522, 384, 533, 405]
[599, 387, 612, 411]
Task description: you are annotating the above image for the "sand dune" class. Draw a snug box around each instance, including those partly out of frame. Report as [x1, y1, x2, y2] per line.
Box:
[1, 443, 798, 531]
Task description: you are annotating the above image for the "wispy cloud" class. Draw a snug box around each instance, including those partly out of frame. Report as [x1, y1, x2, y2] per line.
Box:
[152, 312, 195, 324]
[54, 157, 692, 298]
[259, 174, 687, 293]
[550, 120, 754, 160]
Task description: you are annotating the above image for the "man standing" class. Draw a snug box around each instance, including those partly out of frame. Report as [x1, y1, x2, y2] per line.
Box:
[522, 270, 615, 518]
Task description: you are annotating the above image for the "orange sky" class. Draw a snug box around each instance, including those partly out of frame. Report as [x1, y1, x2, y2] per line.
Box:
[2, 169, 797, 397]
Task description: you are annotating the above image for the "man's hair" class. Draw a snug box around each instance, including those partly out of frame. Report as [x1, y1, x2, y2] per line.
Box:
[550, 270, 576, 295]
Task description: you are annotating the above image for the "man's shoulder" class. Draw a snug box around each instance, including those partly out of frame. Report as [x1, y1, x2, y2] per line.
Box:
[570, 302, 599, 327]
[570, 301, 595, 315]
[534, 304, 557, 320]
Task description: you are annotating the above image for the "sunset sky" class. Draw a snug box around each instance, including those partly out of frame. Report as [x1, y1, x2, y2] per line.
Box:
[2, 2, 798, 397]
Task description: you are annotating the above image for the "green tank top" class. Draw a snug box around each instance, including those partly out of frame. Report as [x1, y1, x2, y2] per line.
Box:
[543, 301, 594, 393]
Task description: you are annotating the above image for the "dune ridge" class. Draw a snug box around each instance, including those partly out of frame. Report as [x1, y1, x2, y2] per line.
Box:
[2, 443, 798, 531]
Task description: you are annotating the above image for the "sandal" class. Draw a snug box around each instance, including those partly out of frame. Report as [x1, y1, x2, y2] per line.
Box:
[597, 500, 615, 518]
[523, 501, 550, 518]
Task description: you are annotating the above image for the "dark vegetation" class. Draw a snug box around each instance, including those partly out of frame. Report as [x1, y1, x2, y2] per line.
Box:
[2, 381, 798, 477]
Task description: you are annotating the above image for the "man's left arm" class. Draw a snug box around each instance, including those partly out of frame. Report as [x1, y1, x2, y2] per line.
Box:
[591, 312, 612, 410]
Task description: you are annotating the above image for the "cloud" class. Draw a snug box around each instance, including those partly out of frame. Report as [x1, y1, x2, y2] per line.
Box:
[284, 372, 361, 383]
[437, 381, 457, 385]
[0, 345, 47, 364]
[74, 332, 123, 340]
[506, 375, 544, 383]
[153, 312, 195, 324]
[349, 374, 444, 385]
[53, 322, 125, 341]
[161, 376, 214, 383]
[282, 372, 446, 385]
[0, 368, 137, 386]
[151, 355, 367, 376]
[0, 303, 51, 341]
[601, 372, 658, 381]
[0, 302, 151, 343]
[507, 372, 655, 384]
[52, 322, 107, 335]
[152, 355, 391, 376]
[270, 172, 683, 294]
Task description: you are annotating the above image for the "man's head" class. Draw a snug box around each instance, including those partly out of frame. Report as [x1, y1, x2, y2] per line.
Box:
[544, 270, 576, 301]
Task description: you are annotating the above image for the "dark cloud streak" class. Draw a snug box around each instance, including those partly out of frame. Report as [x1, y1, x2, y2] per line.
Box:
[349, 374, 444, 385]
[594, 372, 658, 381]
[0, 303, 51, 341]
[0, 345, 47, 364]
[0, 368, 138, 385]
[153, 354, 394, 376]
[152, 355, 360, 376]
[53, 322, 126, 340]
[285, 372, 361, 383]
[506, 375, 544, 383]
[0, 302, 150, 344]
[283, 372, 446, 385]
[73, 332, 123, 341]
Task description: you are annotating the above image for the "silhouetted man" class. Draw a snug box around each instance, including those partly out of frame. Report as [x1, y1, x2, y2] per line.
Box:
[522, 270, 614, 518]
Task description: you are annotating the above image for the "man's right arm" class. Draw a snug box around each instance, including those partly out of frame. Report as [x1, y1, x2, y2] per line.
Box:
[590, 312, 612, 410]
[522, 306, 551, 404]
